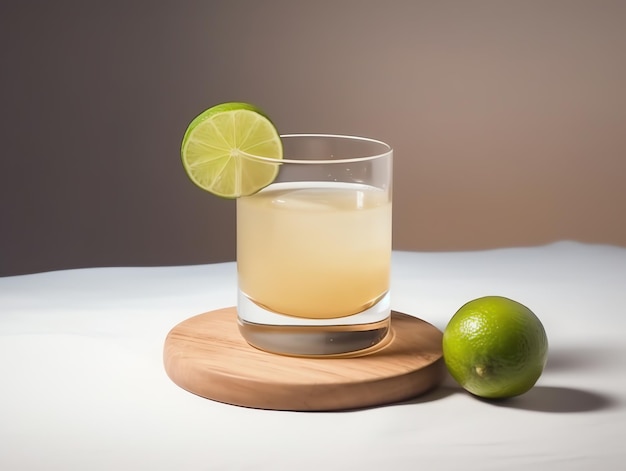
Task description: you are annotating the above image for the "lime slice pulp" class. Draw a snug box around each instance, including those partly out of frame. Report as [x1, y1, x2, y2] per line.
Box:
[181, 102, 283, 198]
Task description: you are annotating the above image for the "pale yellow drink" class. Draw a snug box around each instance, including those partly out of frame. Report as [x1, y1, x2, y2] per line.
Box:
[237, 181, 391, 319]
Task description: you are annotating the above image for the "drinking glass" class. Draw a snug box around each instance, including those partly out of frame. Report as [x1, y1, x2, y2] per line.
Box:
[237, 134, 392, 356]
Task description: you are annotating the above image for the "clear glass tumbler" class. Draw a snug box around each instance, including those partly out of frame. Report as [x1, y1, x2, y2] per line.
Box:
[237, 134, 392, 356]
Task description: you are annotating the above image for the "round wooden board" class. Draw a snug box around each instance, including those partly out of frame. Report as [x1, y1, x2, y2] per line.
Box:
[163, 307, 444, 411]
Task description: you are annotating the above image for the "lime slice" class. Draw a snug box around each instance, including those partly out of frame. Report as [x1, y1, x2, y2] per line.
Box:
[181, 102, 282, 198]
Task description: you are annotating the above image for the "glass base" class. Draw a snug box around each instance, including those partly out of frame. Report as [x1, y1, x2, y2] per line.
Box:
[237, 291, 391, 356]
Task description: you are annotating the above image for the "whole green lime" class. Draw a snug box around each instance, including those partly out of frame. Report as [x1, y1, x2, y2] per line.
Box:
[442, 296, 548, 399]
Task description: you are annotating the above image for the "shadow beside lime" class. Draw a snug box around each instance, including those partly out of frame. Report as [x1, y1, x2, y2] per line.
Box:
[479, 386, 616, 413]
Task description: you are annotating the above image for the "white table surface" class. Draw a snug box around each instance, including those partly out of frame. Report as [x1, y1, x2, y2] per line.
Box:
[1, 241, 625, 470]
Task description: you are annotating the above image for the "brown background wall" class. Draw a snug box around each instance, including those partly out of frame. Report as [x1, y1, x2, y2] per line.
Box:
[1, 0, 625, 276]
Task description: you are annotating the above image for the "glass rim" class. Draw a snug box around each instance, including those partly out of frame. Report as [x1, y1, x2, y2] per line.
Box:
[239, 133, 392, 165]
